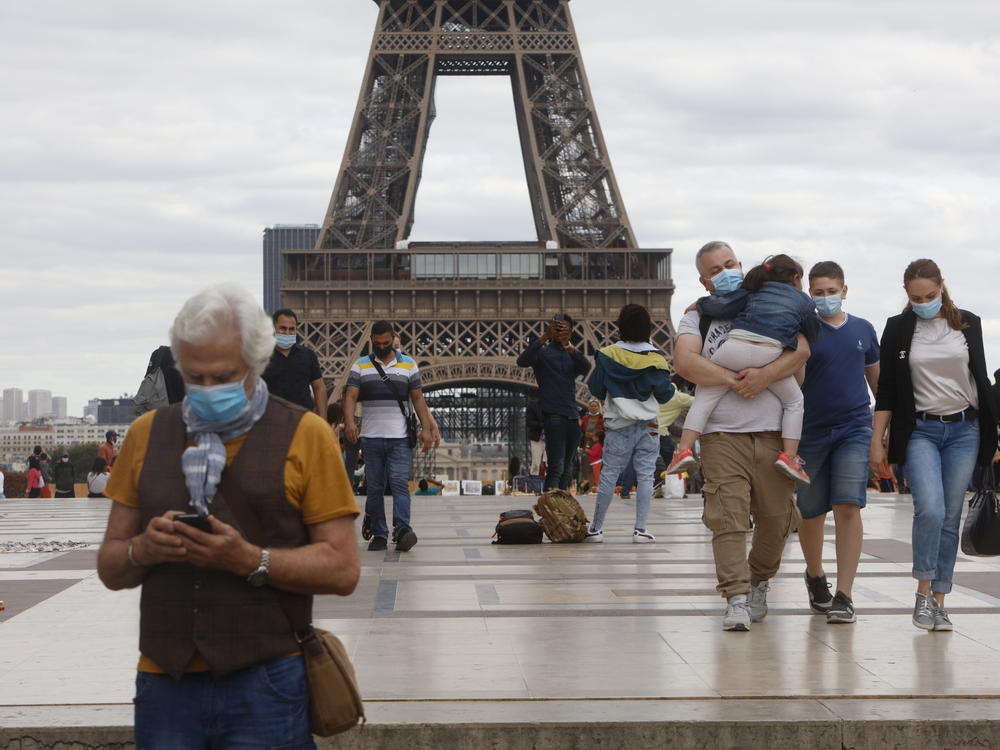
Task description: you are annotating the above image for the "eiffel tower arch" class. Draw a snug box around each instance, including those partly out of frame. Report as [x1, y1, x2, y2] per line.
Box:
[280, 0, 674, 461]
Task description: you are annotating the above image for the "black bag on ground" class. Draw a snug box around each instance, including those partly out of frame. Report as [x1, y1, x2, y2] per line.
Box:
[961, 472, 1000, 556]
[493, 509, 543, 544]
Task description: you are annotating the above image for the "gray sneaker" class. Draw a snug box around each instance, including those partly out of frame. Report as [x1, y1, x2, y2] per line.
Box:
[748, 578, 769, 622]
[723, 595, 751, 631]
[913, 593, 935, 630]
[932, 599, 953, 631]
[826, 591, 856, 624]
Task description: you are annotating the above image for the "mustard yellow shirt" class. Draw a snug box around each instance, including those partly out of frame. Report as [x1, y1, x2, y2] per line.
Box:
[658, 391, 694, 436]
[105, 408, 359, 672]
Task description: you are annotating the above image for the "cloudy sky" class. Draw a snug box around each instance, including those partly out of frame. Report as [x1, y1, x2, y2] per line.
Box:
[2, 1, 999, 415]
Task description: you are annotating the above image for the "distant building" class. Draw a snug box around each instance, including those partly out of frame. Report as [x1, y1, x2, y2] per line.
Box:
[0, 421, 132, 470]
[2, 388, 23, 423]
[262, 224, 320, 315]
[83, 399, 100, 421]
[97, 398, 136, 424]
[27, 389, 52, 420]
[51, 396, 68, 419]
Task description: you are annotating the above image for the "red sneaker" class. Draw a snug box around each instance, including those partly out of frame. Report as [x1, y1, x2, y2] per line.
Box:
[775, 452, 811, 484]
[666, 448, 698, 475]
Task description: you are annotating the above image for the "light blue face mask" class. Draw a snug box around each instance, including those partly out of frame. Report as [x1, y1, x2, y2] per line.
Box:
[911, 297, 943, 320]
[275, 333, 297, 349]
[709, 268, 743, 294]
[812, 295, 843, 317]
[186, 378, 249, 422]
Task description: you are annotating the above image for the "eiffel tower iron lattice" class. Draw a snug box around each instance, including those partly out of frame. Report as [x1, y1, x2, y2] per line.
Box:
[280, 0, 675, 464]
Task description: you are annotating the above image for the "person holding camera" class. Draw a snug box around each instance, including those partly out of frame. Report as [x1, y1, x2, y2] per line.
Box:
[517, 313, 591, 491]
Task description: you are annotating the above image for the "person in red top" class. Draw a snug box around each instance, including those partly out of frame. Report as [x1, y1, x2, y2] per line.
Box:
[580, 399, 605, 443]
[586, 432, 604, 492]
[97, 430, 118, 469]
[26, 456, 44, 498]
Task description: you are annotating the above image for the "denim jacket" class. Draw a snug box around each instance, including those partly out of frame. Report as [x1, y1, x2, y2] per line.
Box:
[697, 281, 820, 350]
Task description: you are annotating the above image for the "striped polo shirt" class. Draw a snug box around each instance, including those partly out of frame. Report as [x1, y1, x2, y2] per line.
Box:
[347, 353, 422, 439]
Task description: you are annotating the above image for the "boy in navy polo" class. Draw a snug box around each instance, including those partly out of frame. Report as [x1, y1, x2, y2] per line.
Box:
[797, 261, 880, 624]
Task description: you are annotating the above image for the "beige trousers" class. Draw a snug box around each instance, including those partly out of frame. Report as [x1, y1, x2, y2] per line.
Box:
[700, 431, 800, 599]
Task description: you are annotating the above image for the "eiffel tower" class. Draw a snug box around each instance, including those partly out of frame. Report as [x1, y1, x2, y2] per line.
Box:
[280, 0, 674, 469]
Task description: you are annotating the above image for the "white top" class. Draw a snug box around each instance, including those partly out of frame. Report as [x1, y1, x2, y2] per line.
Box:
[909, 318, 978, 414]
[87, 471, 110, 494]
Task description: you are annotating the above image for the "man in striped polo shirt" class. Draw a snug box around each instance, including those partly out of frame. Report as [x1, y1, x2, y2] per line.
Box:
[343, 321, 436, 552]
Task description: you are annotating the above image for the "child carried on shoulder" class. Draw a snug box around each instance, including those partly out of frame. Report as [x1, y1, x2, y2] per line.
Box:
[668, 254, 821, 483]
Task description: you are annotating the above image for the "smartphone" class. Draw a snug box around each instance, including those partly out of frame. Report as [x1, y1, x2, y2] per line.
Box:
[175, 513, 212, 533]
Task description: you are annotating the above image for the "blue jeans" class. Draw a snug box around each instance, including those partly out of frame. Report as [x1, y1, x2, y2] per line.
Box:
[796, 423, 872, 519]
[905, 418, 980, 594]
[133, 655, 315, 749]
[590, 421, 659, 532]
[362, 436, 413, 540]
[543, 416, 582, 491]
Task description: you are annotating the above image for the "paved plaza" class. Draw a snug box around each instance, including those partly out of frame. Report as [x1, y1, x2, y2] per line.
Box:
[3, 490, 1000, 748]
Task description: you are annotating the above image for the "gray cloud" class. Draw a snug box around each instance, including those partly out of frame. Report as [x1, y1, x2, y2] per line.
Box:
[2, 1, 999, 413]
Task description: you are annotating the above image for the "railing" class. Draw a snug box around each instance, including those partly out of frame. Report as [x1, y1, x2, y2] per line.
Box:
[374, 31, 576, 54]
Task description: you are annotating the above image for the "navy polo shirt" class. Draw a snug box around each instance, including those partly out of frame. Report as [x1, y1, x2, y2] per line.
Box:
[801, 314, 880, 434]
[262, 343, 323, 410]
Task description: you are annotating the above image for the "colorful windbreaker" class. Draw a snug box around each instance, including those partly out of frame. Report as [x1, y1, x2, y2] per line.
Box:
[587, 341, 675, 430]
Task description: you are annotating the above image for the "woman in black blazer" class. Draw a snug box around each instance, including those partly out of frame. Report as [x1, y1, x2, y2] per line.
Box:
[871, 259, 997, 631]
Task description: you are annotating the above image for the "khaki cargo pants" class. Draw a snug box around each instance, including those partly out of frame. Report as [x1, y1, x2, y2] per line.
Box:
[700, 431, 799, 599]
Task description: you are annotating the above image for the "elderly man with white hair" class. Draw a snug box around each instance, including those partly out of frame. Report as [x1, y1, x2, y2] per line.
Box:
[97, 283, 359, 749]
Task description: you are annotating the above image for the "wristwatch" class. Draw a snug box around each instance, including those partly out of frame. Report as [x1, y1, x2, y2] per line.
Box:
[247, 548, 270, 587]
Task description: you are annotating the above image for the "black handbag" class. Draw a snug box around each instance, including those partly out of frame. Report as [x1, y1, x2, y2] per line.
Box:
[960, 468, 1000, 556]
[493, 509, 543, 544]
[370, 358, 418, 449]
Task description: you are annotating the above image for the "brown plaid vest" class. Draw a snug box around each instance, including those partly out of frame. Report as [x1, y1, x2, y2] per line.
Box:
[137, 396, 310, 679]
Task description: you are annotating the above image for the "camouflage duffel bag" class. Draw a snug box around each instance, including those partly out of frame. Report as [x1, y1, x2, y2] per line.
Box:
[533, 489, 589, 543]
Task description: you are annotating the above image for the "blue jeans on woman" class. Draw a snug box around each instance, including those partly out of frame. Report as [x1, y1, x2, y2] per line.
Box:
[905, 418, 980, 594]
[361, 436, 413, 541]
[590, 421, 659, 532]
[543, 415, 582, 491]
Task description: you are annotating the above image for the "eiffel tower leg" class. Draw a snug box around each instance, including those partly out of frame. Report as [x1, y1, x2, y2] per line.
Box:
[511, 43, 637, 249]
[316, 4, 441, 250]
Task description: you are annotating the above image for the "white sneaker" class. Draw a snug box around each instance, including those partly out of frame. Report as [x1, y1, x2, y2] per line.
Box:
[632, 529, 655, 544]
[748, 579, 769, 622]
[583, 529, 604, 543]
[723, 595, 751, 631]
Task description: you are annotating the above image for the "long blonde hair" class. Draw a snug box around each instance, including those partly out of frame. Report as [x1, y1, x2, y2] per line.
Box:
[902, 258, 967, 331]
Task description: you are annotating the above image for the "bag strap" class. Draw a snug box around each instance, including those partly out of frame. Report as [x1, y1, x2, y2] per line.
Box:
[218, 471, 312, 638]
[699, 312, 712, 342]
[370, 357, 411, 420]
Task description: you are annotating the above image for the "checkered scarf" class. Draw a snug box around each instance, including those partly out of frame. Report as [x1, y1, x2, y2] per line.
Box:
[180, 378, 269, 516]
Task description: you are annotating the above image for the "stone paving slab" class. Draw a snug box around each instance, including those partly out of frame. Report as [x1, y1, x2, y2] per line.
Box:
[3, 492, 1000, 748]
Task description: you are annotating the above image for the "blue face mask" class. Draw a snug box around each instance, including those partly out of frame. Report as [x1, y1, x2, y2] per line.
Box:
[911, 297, 942, 320]
[812, 295, 843, 317]
[275, 333, 297, 349]
[709, 268, 743, 294]
[186, 378, 249, 422]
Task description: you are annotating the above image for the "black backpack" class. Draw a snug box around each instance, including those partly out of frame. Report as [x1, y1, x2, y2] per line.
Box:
[492, 509, 543, 544]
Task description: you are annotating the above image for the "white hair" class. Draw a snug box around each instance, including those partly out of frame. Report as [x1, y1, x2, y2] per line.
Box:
[169, 283, 274, 378]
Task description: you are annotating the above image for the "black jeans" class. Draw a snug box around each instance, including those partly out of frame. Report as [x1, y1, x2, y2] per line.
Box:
[659, 434, 676, 465]
[543, 415, 582, 491]
[342, 440, 360, 490]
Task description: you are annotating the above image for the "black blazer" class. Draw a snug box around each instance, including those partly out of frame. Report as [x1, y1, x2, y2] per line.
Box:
[874, 309, 997, 467]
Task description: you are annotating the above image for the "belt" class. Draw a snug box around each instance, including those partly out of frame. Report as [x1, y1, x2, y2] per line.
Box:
[915, 407, 978, 423]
